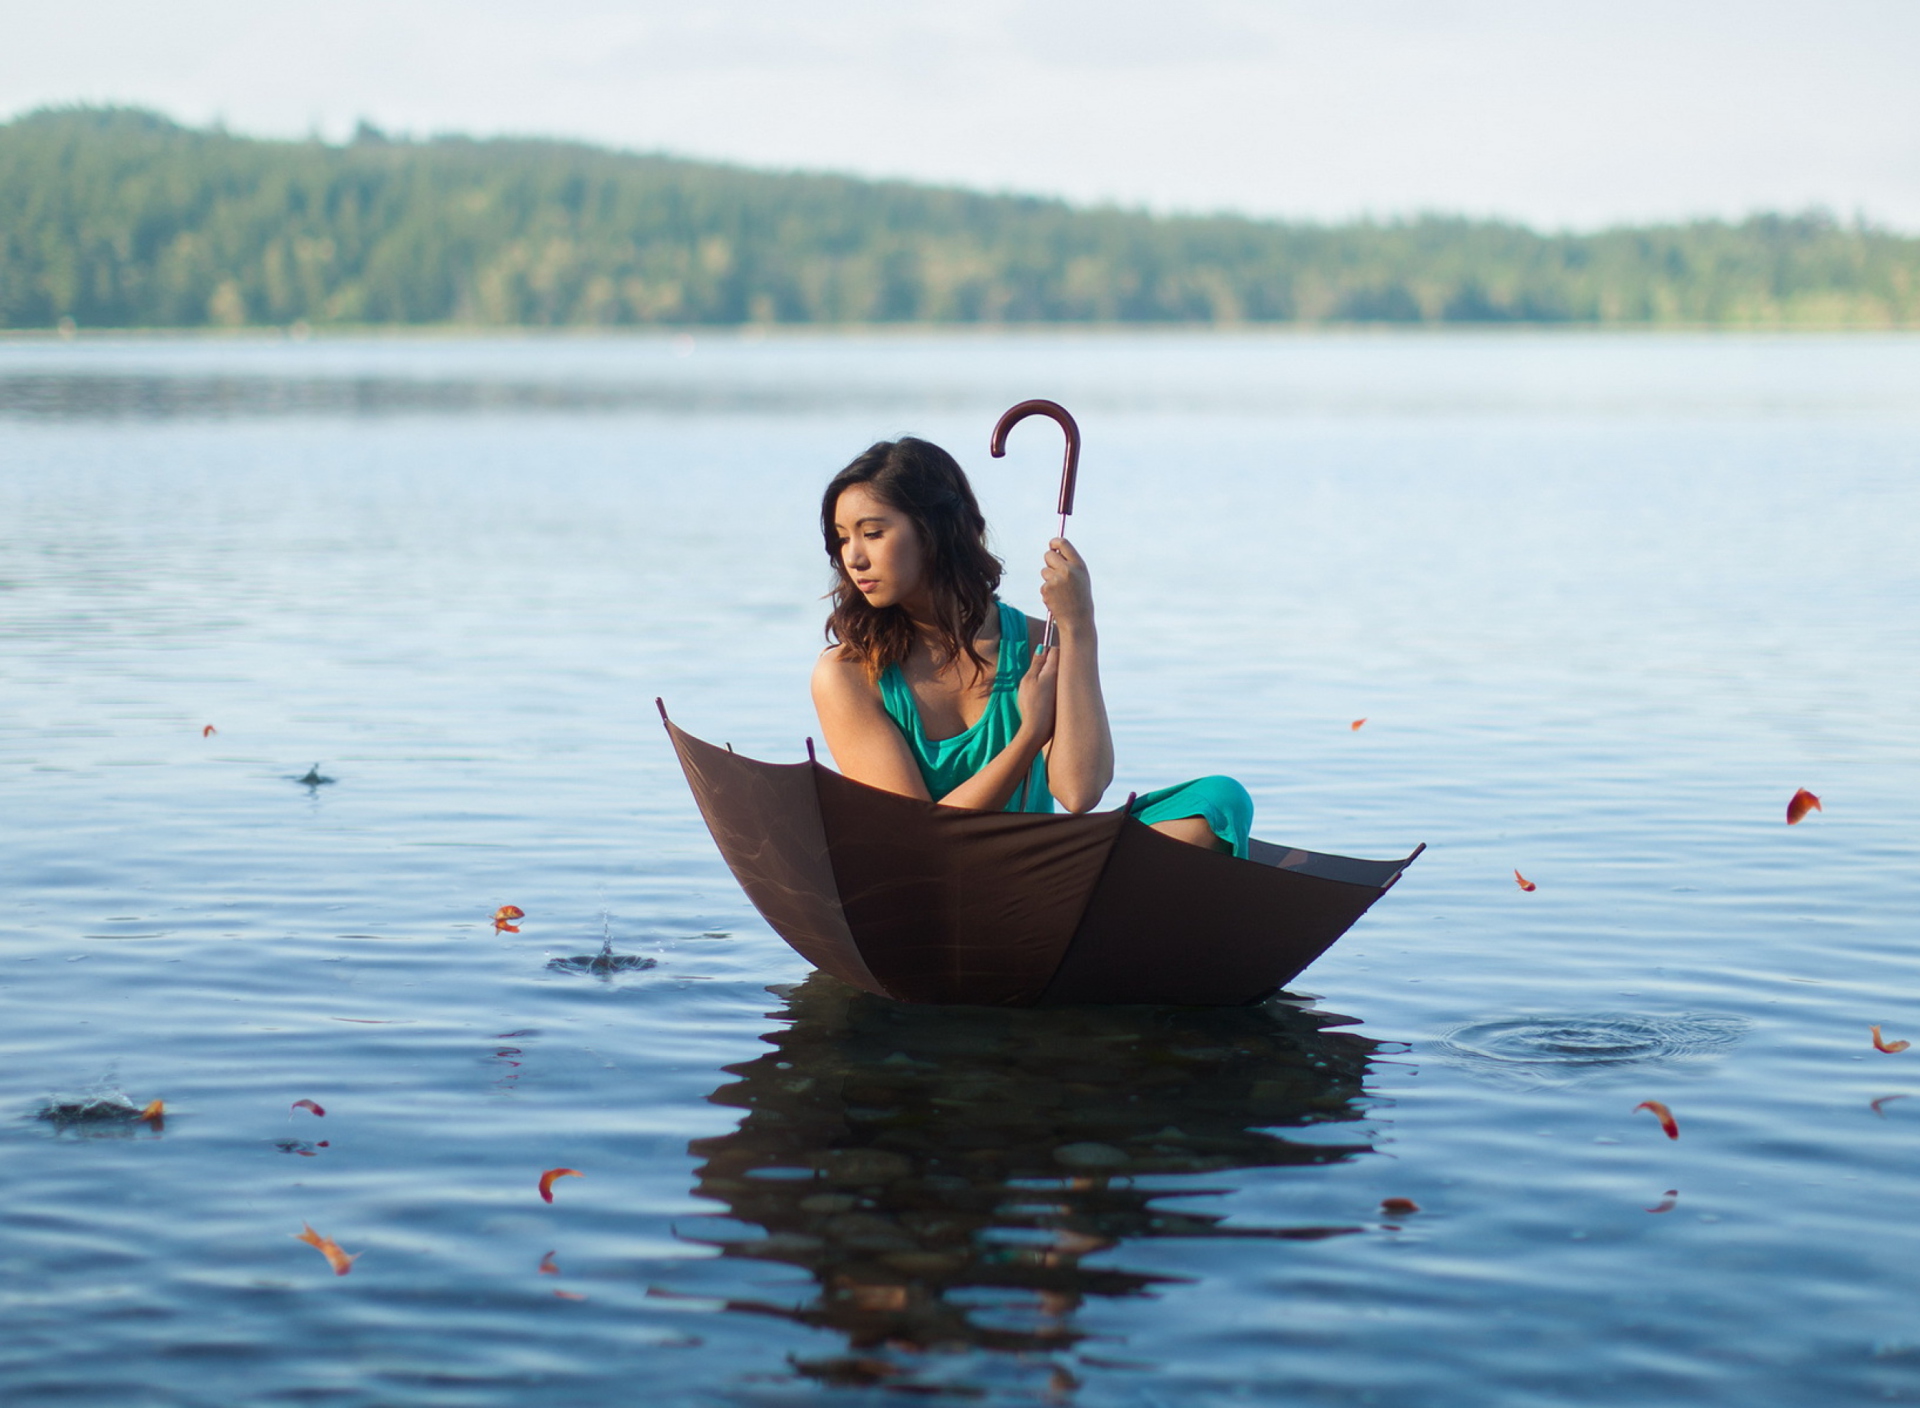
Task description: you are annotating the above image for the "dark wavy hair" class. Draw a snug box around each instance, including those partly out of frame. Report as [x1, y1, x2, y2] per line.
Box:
[822, 437, 1003, 683]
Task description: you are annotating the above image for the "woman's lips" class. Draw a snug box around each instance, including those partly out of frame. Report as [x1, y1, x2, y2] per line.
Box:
[855, 579, 880, 592]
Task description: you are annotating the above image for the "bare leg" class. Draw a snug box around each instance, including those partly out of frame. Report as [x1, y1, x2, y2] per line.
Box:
[1148, 814, 1226, 851]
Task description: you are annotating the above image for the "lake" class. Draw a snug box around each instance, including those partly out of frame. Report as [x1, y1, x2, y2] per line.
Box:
[3, 328, 1918, 1406]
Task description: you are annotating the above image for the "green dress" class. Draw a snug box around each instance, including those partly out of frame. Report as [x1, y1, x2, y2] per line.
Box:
[876, 599, 1254, 857]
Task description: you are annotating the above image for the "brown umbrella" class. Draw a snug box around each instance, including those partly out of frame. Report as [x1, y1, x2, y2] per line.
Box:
[659, 705, 1422, 1006]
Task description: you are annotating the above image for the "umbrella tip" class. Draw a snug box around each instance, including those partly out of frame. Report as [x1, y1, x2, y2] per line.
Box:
[655, 698, 669, 723]
[805, 736, 816, 763]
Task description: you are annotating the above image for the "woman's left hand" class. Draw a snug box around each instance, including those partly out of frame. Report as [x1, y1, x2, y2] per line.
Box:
[1039, 538, 1095, 636]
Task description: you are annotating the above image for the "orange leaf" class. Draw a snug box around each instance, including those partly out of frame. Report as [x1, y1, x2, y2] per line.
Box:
[291, 1099, 325, 1117]
[1350, 718, 1367, 732]
[202, 724, 216, 738]
[494, 905, 525, 921]
[1645, 1189, 1679, 1214]
[539, 1168, 582, 1203]
[1871, 1025, 1911, 1054]
[294, 1222, 360, 1276]
[1514, 869, 1536, 892]
[538, 1251, 559, 1276]
[1786, 788, 1822, 825]
[137, 1100, 166, 1127]
[1636, 1100, 1680, 1139]
[1379, 1197, 1419, 1215]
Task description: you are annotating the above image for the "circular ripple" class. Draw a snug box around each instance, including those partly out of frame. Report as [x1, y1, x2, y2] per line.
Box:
[1439, 1013, 1750, 1086]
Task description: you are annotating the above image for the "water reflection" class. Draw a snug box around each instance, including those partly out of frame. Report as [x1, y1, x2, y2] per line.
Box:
[682, 974, 1383, 1391]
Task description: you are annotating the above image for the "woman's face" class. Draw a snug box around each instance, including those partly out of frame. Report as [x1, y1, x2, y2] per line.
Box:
[833, 484, 927, 611]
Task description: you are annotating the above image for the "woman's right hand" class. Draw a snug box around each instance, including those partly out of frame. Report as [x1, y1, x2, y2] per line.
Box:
[1016, 642, 1059, 744]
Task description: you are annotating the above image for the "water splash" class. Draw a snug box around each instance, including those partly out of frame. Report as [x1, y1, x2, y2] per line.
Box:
[545, 911, 658, 978]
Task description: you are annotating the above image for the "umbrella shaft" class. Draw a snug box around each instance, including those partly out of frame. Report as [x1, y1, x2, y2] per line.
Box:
[1043, 510, 1068, 650]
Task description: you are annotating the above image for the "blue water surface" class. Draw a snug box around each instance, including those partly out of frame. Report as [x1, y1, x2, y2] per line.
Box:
[2, 329, 1918, 1406]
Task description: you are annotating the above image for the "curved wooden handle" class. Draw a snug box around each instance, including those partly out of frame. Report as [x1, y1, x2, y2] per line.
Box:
[990, 399, 1081, 518]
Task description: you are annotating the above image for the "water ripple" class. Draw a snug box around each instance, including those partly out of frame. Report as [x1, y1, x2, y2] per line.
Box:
[1437, 1012, 1750, 1086]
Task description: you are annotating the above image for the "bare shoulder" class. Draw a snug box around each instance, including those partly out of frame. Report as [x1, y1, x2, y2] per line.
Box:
[811, 646, 876, 706]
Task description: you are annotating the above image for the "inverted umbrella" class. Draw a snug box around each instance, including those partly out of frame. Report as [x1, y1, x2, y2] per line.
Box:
[659, 708, 1421, 1005]
[662, 396, 1421, 1005]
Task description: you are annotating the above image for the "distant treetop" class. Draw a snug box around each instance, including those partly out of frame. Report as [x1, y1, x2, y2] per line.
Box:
[2, 105, 1914, 330]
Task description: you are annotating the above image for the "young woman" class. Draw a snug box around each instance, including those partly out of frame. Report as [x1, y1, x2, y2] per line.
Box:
[810, 437, 1253, 854]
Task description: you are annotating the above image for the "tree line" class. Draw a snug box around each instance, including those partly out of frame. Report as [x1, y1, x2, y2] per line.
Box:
[3, 105, 1916, 330]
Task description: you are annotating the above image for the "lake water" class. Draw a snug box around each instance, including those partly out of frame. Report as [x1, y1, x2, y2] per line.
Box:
[3, 329, 1918, 1406]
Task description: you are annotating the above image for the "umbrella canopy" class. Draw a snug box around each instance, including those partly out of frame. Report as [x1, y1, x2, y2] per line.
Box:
[661, 706, 1422, 1006]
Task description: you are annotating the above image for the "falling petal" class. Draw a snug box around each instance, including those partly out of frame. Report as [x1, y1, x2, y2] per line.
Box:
[291, 1099, 325, 1117]
[294, 1223, 360, 1276]
[1646, 1190, 1679, 1214]
[1786, 788, 1822, 825]
[202, 725, 216, 738]
[1636, 1100, 1680, 1139]
[539, 1168, 583, 1203]
[1350, 718, 1367, 731]
[1871, 1025, 1911, 1054]
[1871, 1095, 1910, 1117]
[538, 1251, 560, 1276]
[1514, 869, 1537, 892]
[1380, 1197, 1420, 1215]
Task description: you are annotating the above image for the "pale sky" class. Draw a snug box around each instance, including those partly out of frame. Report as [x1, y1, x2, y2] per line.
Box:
[6, 0, 1918, 231]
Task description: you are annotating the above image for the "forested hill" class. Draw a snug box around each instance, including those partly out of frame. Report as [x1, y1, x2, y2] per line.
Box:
[4, 106, 1917, 330]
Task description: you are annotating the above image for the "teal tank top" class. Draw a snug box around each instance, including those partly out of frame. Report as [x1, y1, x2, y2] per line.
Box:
[877, 599, 1051, 813]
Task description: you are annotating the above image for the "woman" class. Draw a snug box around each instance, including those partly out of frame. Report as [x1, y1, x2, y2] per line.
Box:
[810, 437, 1253, 855]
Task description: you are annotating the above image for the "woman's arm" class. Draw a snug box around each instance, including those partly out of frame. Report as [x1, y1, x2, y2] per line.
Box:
[1036, 537, 1115, 812]
[810, 648, 1056, 811]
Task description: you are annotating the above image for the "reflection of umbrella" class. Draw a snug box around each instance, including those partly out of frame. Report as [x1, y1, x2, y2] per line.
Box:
[674, 972, 1381, 1386]
[660, 706, 1422, 1005]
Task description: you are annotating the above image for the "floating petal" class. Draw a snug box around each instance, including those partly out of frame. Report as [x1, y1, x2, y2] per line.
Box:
[1646, 1190, 1679, 1214]
[1871, 1095, 1910, 1117]
[1379, 1197, 1419, 1215]
[1786, 788, 1822, 825]
[202, 725, 216, 738]
[294, 1223, 360, 1276]
[539, 1168, 583, 1203]
[1871, 1025, 1911, 1054]
[1514, 870, 1537, 892]
[1350, 718, 1367, 732]
[539, 1251, 560, 1275]
[494, 905, 525, 921]
[1635, 1100, 1680, 1139]
[291, 1099, 325, 1117]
